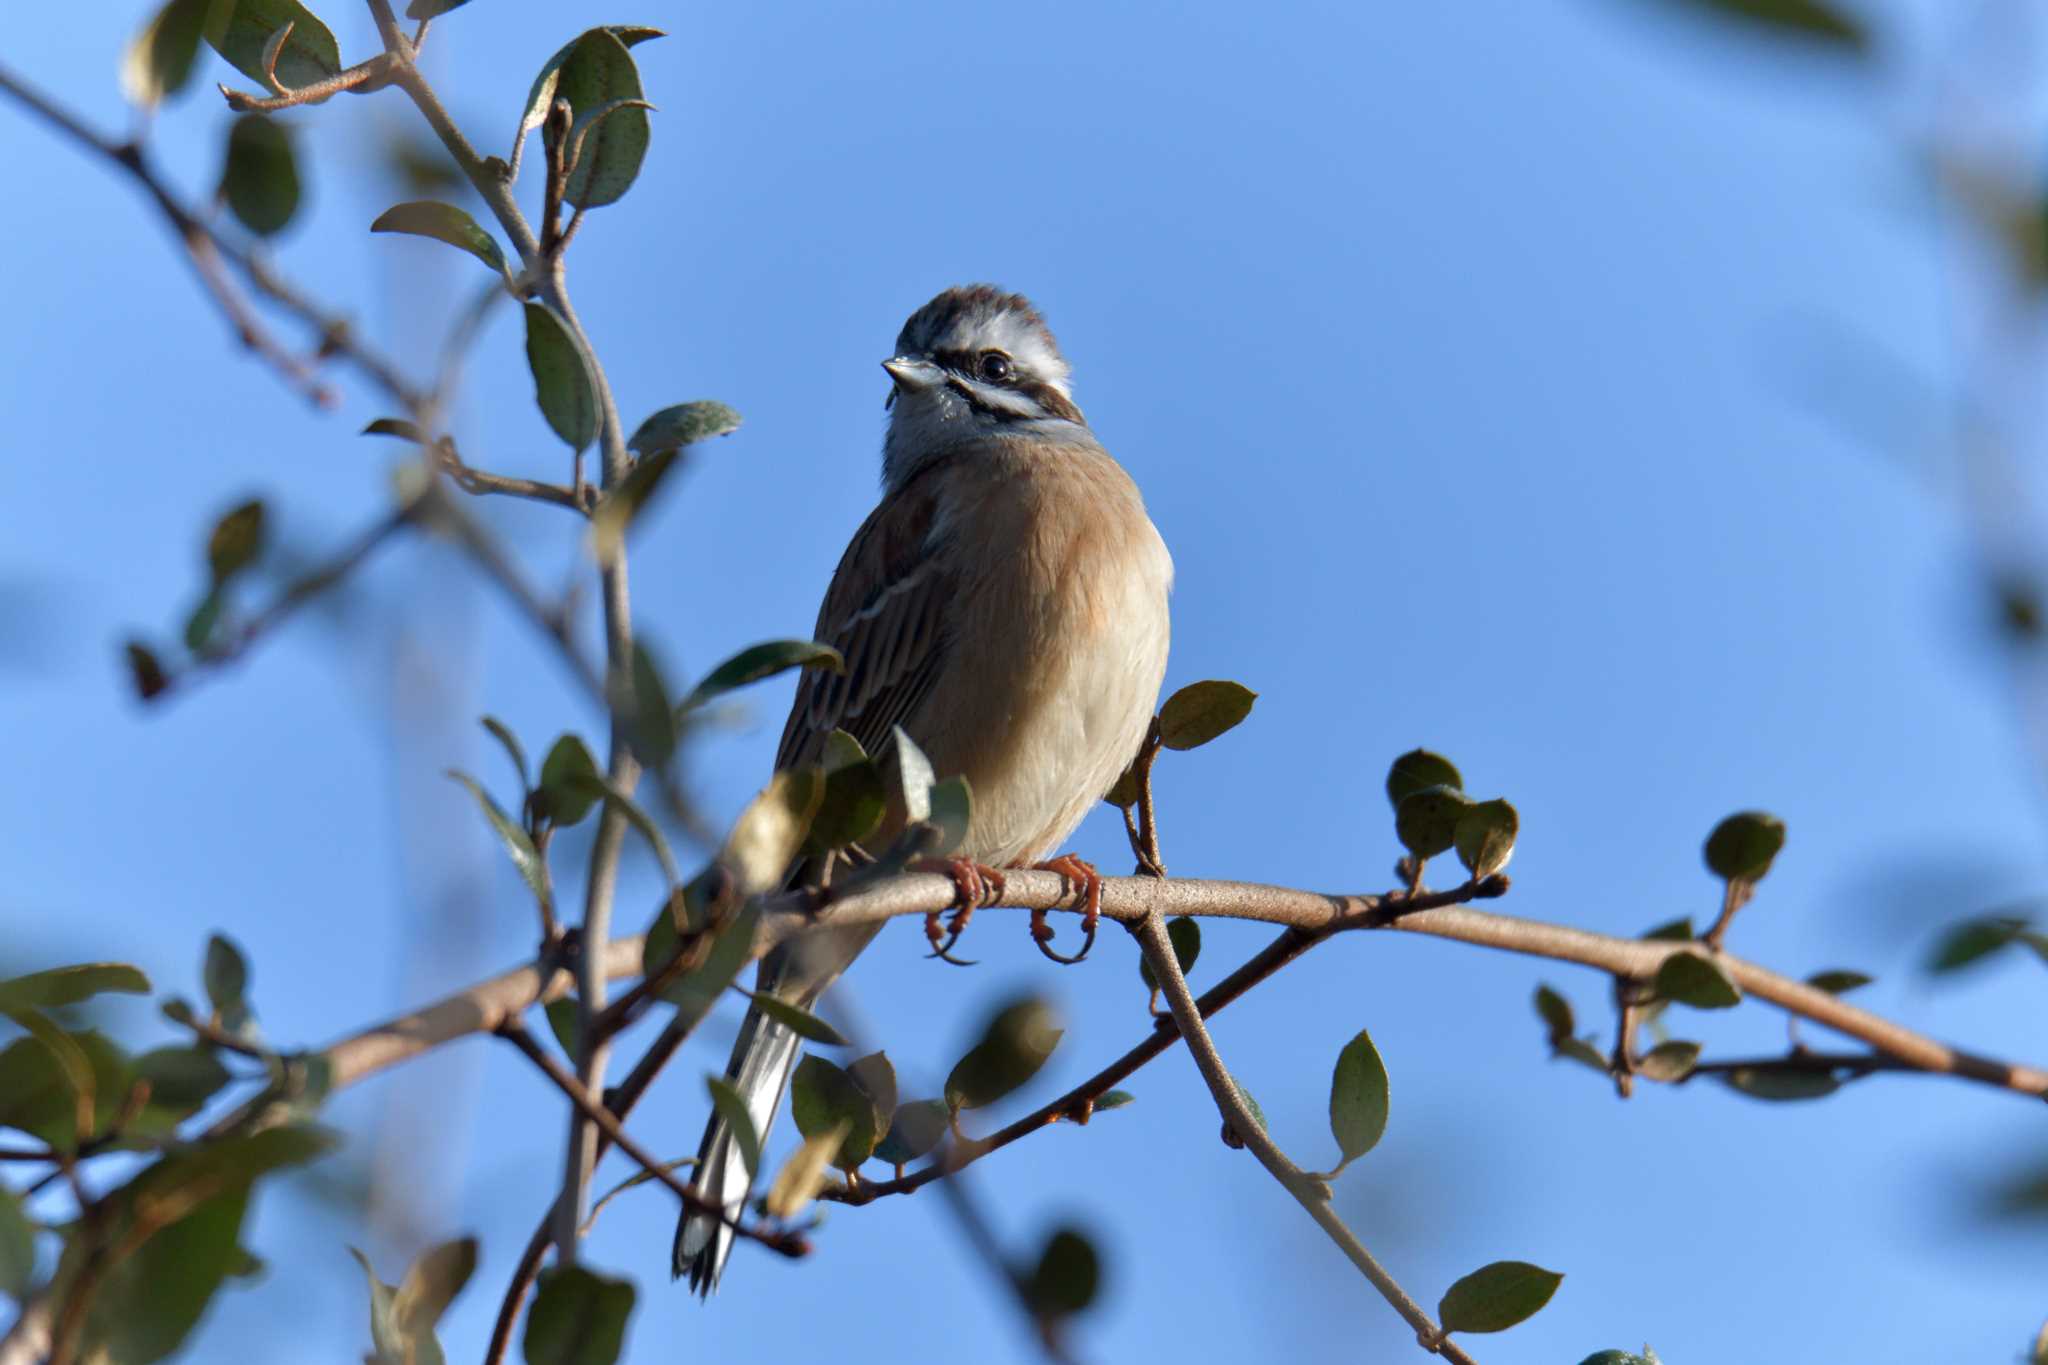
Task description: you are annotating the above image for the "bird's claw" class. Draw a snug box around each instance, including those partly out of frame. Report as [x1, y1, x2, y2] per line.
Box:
[916, 857, 1005, 966]
[1029, 854, 1102, 964]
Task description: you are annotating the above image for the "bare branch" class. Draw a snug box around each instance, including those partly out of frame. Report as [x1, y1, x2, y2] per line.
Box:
[217, 52, 394, 112]
[0, 63, 421, 411]
[1132, 909, 1479, 1364]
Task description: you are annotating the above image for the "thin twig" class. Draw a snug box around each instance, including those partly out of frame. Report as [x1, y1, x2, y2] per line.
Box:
[1131, 909, 1479, 1365]
[494, 1023, 802, 1257]
[0, 64, 420, 411]
[218, 52, 393, 111]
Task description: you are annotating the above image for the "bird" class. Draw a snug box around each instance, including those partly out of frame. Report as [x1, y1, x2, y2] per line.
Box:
[675, 283, 1174, 1293]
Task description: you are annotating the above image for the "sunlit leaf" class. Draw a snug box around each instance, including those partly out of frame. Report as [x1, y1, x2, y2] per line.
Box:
[741, 991, 847, 1047]
[123, 0, 209, 107]
[1453, 798, 1518, 879]
[721, 768, 823, 894]
[1156, 679, 1257, 751]
[0, 964, 150, 1013]
[446, 770, 548, 906]
[763, 1123, 844, 1220]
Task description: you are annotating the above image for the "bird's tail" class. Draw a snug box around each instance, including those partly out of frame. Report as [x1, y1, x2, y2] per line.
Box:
[673, 987, 801, 1294]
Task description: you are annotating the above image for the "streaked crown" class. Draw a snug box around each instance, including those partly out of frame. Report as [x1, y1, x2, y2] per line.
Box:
[894, 285, 1074, 400]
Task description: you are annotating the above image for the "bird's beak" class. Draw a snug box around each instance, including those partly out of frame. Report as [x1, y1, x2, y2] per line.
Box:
[881, 357, 943, 394]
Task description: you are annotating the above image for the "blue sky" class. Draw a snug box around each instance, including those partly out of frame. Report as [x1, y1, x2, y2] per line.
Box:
[7, 1, 2048, 1361]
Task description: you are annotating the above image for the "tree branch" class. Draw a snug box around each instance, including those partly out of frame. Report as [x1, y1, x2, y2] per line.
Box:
[493, 1023, 805, 1258]
[1131, 909, 1479, 1364]
[0, 63, 421, 411]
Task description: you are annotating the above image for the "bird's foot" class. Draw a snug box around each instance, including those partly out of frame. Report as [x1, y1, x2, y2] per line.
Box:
[914, 857, 1006, 966]
[1027, 854, 1102, 964]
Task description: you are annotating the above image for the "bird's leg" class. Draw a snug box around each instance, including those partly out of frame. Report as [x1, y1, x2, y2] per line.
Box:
[1026, 854, 1103, 965]
[913, 856, 1006, 967]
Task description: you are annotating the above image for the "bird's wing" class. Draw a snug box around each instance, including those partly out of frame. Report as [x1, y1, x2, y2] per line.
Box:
[775, 462, 958, 773]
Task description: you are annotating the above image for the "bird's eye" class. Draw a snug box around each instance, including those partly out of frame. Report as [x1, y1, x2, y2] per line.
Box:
[977, 350, 1013, 383]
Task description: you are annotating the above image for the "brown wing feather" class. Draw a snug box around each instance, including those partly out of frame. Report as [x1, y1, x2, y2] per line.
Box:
[774, 463, 956, 773]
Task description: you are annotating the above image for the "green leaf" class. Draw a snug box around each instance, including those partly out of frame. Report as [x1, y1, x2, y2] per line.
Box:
[206, 499, 267, 584]
[86, 1183, 253, 1363]
[589, 449, 681, 566]
[202, 0, 342, 89]
[535, 734, 602, 826]
[549, 31, 655, 209]
[1652, 0, 1866, 50]
[1232, 1081, 1268, 1135]
[0, 964, 150, 1013]
[0, 1028, 127, 1145]
[523, 1266, 635, 1365]
[219, 115, 299, 237]
[513, 27, 663, 161]
[924, 775, 972, 858]
[203, 934, 249, 1024]
[1094, 1090, 1136, 1112]
[1533, 984, 1574, 1045]
[405, 0, 473, 19]
[1641, 916, 1694, 942]
[362, 417, 426, 443]
[1636, 1040, 1701, 1083]
[1453, 798, 1518, 879]
[1139, 916, 1202, 992]
[446, 771, 549, 906]
[847, 1051, 898, 1127]
[125, 641, 170, 701]
[790, 1054, 879, 1170]
[614, 641, 678, 769]
[395, 1237, 477, 1342]
[1554, 1037, 1609, 1073]
[0, 1184, 33, 1298]
[872, 1099, 950, 1167]
[806, 754, 886, 854]
[130, 1046, 232, 1131]
[1027, 1227, 1101, 1318]
[522, 302, 597, 452]
[1719, 1067, 1842, 1101]
[1156, 679, 1257, 751]
[1395, 785, 1473, 860]
[764, 1125, 842, 1220]
[1578, 1352, 1661, 1365]
[626, 401, 743, 455]
[1385, 749, 1463, 809]
[682, 640, 842, 710]
[704, 1075, 761, 1179]
[651, 899, 757, 1012]
[7, 1010, 94, 1139]
[543, 998, 580, 1059]
[1437, 1260, 1564, 1335]
[1103, 756, 1141, 809]
[945, 997, 1063, 1111]
[479, 716, 529, 792]
[1328, 1029, 1390, 1166]
[1653, 951, 1742, 1009]
[721, 767, 823, 894]
[1805, 969, 1873, 995]
[1928, 916, 2038, 973]
[370, 201, 508, 277]
[183, 586, 226, 655]
[573, 772, 679, 887]
[123, 0, 209, 107]
[1703, 811, 1786, 883]
[890, 726, 936, 824]
[742, 991, 847, 1047]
